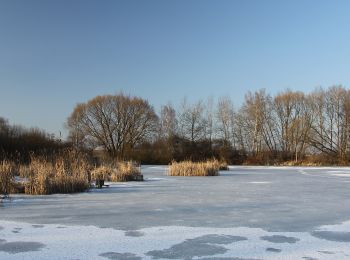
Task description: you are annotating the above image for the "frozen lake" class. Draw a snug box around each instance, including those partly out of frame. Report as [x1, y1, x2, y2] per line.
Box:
[1, 166, 350, 259]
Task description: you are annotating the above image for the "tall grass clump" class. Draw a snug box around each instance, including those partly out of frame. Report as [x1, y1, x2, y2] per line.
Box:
[91, 161, 141, 182]
[91, 166, 112, 182]
[113, 161, 141, 181]
[0, 161, 16, 195]
[169, 160, 220, 176]
[219, 160, 229, 170]
[25, 150, 91, 195]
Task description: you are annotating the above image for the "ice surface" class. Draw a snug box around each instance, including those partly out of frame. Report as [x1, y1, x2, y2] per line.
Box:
[1, 166, 350, 259]
[0, 220, 349, 259]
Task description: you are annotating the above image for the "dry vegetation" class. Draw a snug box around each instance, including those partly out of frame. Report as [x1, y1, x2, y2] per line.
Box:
[0, 150, 91, 196]
[0, 161, 16, 195]
[169, 160, 222, 176]
[23, 150, 91, 195]
[91, 161, 141, 182]
[0, 151, 143, 196]
[218, 160, 229, 170]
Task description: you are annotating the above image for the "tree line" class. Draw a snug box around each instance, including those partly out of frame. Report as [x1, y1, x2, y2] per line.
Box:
[66, 86, 350, 165]
[0, 117, 67, 163]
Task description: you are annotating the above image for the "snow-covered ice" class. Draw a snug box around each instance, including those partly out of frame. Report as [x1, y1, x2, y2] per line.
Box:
[1, 165, 350, 259]
[1, 220, 350, 259]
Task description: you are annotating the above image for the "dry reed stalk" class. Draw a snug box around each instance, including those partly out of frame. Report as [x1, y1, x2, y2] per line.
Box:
[0, 161, 15, 195]
[219, 161, 229, 170]
[91, 166, 114, 181]
[92, 161, 141, 182]
[25, 157, 52, 195]
[169, 160, 220, 176]
[25, 150, 91, 195]
[112, 161, 140, 182]
[19, 165, 31, 178]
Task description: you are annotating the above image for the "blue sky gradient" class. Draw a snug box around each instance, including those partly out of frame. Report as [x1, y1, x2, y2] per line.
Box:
[1, 0, 350, 137]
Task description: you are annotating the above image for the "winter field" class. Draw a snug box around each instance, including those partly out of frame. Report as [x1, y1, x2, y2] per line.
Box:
[1, 166, 350, 259]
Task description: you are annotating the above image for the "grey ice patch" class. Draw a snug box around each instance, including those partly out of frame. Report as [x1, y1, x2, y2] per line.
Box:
[147, 243, 227, 259]
[32, 224, 44, 228]
[318, 250, 335, 254]
[146, 234, 247, 259]
[0, 226, 3, 231]
[266, 247, 282, 253]
[302, 257, 318, 260]
[99, 252, 142, 260]
[12, 227, 22, 233]
[260, 235, 299, 244]
[0, 239, 5, 243]
[124, 230, 145, 237]
[57, 226, 67, 229]
[0, 241, 45, 254]
[311, 231, 350, 242]
[188, 234, 247, 244]
[200, 257, 261, 260]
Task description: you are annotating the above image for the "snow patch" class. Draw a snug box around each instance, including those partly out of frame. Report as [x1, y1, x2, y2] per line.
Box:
[1, 220, 350, 259]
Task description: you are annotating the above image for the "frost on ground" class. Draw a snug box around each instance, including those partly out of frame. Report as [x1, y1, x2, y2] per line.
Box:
[0, 220, 350, 259]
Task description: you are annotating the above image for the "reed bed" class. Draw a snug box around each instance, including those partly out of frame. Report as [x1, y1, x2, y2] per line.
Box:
[113, 161, 141, 181]
[24, 150, 91, 195]
[169, 160, 220, 176]
[91, 161, 141, 182]
[91, 166, 113, 181]
[0, 160, 16, 195]
[219, 160, 229, 170]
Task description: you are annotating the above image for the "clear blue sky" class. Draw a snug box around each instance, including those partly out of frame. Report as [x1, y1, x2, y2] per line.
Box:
[1, 0, 350, 138]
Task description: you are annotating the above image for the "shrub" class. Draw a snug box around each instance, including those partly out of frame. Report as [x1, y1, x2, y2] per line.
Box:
[169, 160, 220, 176]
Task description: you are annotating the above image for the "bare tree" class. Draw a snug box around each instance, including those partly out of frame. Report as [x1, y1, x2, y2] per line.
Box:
[273, 90, 314, 161]
[239, 89, 273, 155]
[205, 97, 215, 150]
[160, 103, 177, 139]
[216, 96, 235, 146]
[309, 86, 350, 159]
[178, 99, 207, 143]
[67, 94, 158, 158]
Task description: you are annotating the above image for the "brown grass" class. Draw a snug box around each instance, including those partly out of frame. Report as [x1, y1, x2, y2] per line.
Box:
[24, 150, 91, 195]
[91, 161, 141, 182]
[218, 160, 229, 170]
[91, 166, 113, 181]
[113, 161, 141, 181]
[0, 161, 16, 195]
[19, 164, 31, 178]
[169, 160, 220, 176]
